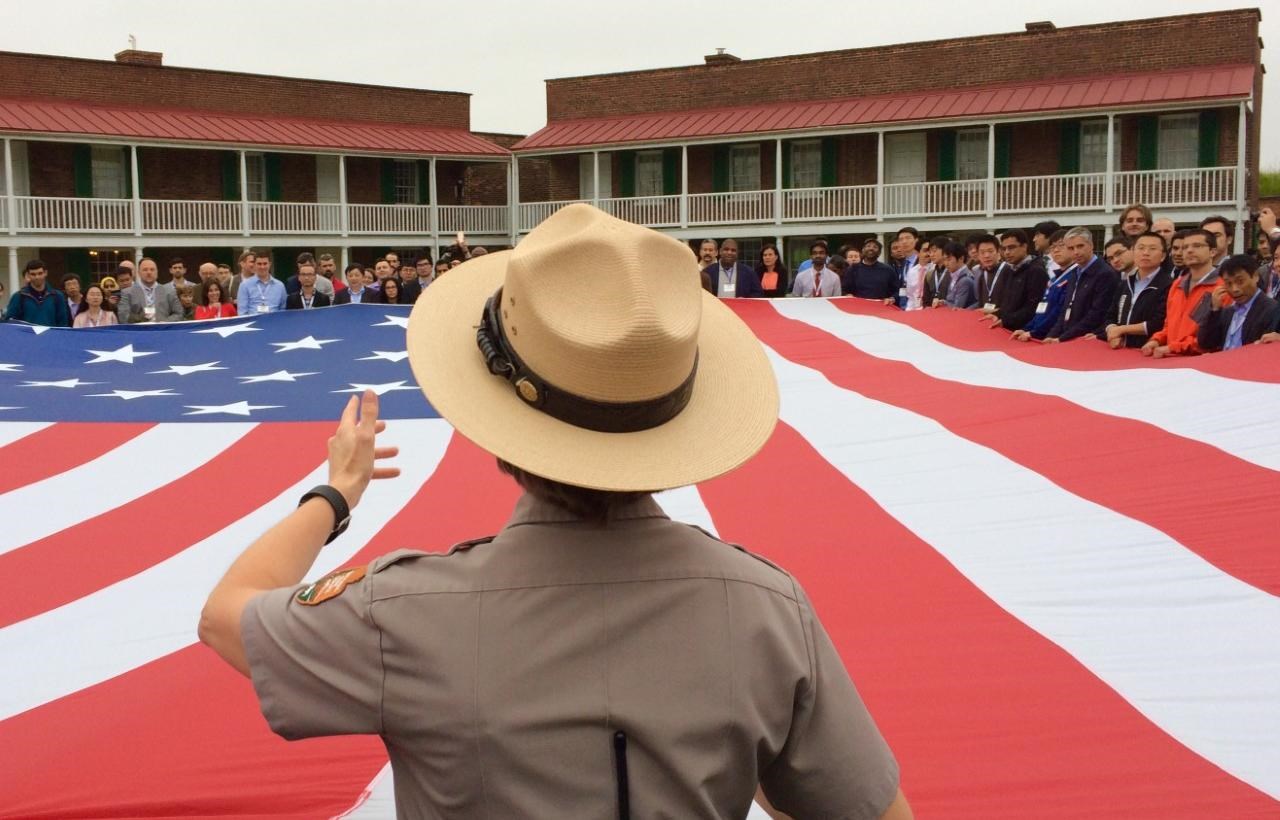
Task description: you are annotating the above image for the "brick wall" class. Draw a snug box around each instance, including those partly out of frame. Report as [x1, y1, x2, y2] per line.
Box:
[0, 51, 471, 128]
[26, 141, 74, 196]
[279, 153, 317, 202]
[345, 157, 381, 204]
[545, 10, 1260, 121]
[138, 147, 224, 200]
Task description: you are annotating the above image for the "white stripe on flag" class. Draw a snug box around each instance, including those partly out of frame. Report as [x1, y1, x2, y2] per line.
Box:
[764, 344, 1280, 799]
[0, 422, 254, 555]
[773, 299, 1280, 472]
[0, 421, 53, 450]
[0, 419, 453, 721]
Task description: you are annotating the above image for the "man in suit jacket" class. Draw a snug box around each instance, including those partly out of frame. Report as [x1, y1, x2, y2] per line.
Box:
[703, 239, 763, 298]
[118, 258, 184, 323]
[1196, 255, 1280, 351]
[982, 229, 1048, 331]
[1099, 232, 1173, 349]
[1045, 228, 1120, 343]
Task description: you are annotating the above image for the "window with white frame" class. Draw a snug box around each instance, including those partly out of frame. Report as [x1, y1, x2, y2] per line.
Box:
[956, 129, 989, 180]
[91, 145, 127, 199]
[245, 153, 266, 201]
[1079, 119, 1121, 175]
[790, 140, 822, 189]
[730, 144, 761, 192]
[1157, 114, 1199, 170]
[394, 160, 419, 204]
[737, 238, 763, 270]
[635, 150, 664, 197]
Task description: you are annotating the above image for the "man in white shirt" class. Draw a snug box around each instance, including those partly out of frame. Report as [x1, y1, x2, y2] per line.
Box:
[333, 264, 372, 304]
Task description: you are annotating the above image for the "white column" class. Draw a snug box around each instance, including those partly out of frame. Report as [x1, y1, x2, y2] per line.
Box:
[7, 246, 17, 298]
[592, 151, 600, 206]
[4, 138, 16, 238]
[337, 154, 349, 238]
[875, 131, 885, 222]
[1104, 114, 1116, 213]
[680, 145, 689, 229]
[1235, 100, 1247, 252]
[509, 158, 520, 246]
[428, 157, 439, 252]
[774, 139, 784, 225]
[985, 124, 996, 218]
[130, 145, 142, 237]
[238, 150, 250, 237]
[340, 246, 349, 272]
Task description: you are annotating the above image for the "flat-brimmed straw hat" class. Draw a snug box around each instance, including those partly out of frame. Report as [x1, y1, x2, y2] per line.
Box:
[407, 203, 778, 491]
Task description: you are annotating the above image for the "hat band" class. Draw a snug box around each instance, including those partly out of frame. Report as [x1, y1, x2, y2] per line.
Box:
[477, 288, 698, 433]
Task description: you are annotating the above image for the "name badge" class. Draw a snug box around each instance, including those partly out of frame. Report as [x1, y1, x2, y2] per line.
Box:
[256, 303, 270, 314]
[983, 302, 997, 312]
[143, 305, 156, 320]
[898, 287, 908, 297]
[1035, 301, 1048, 315]
[1063, 308, 1072, 322]
[720, 283, 735, 298]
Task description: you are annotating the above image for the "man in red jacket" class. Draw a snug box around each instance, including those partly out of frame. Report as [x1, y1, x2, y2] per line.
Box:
[1142, 228, 1225, 358]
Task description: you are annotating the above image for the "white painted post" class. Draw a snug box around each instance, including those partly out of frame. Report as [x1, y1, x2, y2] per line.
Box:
[1105, 114, 1116, 213]
[680, 145, 689, 229]
[340, 246, 349, 272]
[428, 157, 439, 251]
[875, 131, 885, 222]
[338, 154, 349, 238]
[238, 150, 250, 237]
[3, 138, 15, 238]
[130, 145, 142, 237]
[509, 158, 520, 246]
[775, 139, 783, 225]
[985, 124, 995, 218]
[592, 151, 600, 207]
[1235, 100, 1248, 252]
[7, 247, 17, 298]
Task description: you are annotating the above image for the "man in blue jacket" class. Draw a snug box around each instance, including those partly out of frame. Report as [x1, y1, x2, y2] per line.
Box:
[704, 239, 763, 298]
[1042, 227, 1120, 343]
[3, 260, 70, 326]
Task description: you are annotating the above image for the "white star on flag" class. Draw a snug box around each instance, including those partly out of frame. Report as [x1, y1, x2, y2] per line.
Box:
[372, 315, 410, 328]
[20, 378, 102, 388]
[272, 335, 341, 353]
[0, 363, 22, 372]
[357, 350, 410, 362]
[237, 370, 320, 384]
[332, 380, 418, 396]
[191, 322, 261, 338]
[26, 326, 53, 335]
[84, 344, 159, 365]
[87, 388, 179, 401]
[0, 406, 20, 411]
[148, 362, 228, 376]
[183, 401, 283, 417]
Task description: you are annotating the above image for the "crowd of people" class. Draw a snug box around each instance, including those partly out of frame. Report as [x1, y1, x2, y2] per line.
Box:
[1, 242, 484, 327]
[5, 205, 1280, 355]
[696, 205, 1280, 354]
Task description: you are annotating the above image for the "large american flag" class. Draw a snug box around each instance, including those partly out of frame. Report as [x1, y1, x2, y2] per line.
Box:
[1, 300, 1276, 818]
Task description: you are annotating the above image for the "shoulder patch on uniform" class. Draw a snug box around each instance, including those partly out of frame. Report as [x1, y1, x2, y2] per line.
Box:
[295, 566, 366, 606]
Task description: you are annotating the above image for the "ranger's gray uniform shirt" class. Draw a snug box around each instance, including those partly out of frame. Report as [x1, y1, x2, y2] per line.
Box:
[242, 493, 899, 818]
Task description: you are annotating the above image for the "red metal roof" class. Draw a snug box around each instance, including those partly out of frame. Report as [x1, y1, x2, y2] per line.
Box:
[0, 97, 508, 156]
[514, 64, 1255, 151]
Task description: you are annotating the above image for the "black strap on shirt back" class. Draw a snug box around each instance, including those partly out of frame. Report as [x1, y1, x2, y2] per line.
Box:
[613, 730, 631, 820]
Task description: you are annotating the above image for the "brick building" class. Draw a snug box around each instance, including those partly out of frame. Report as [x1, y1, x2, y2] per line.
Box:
[512, 9, 1264, 268]
[0, 49, 513, 291]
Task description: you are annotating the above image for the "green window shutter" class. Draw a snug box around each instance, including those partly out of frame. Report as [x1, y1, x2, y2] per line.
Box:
[271, 249, 291, 282]
[1137, 116, 1158, 171]
[379, 159, 396, 204]
[417, 160, 431, 204]
[1198, 110, 1220, 168]
[781, 141, 793, 189]
[1058, 121, 1081, 175]
[995, 125, 1013, 178]
[72, 144, 93, 197]
[711, 146, 730, 192]
[662, 148, 679, 196]
[221, 152, 240, 200]
[264, 153, 283, 201]
[210, 247, 234, 267]
[618, 151, 637, 197]
[65, 249, 90, 278]
[938, 131, 957, 181]
[820, 138, 838, 187]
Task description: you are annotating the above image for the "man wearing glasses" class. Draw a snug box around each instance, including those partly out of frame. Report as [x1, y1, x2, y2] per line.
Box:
[1198, 215, 1233, 267]
[1142, 228, 1223, 358]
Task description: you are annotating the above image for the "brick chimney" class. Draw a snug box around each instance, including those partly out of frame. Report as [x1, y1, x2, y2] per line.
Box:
[114, 49, 163, 67]
[704, 48, 741, 66]
[1024, 21, 1056, 34]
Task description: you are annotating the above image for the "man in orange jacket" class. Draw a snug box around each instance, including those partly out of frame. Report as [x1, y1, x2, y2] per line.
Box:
[1142, 228, 1228, 358]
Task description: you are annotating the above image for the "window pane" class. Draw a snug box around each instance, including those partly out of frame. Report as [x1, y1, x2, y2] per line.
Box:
[1157, 114, 1199, 170]
[394, 160, 418, 204]
[956, 130, 988, 180]
[730, 144, 761, 192]
[635, 150, 664, 197]
[91, 145, 126, 199]
[791, 140, 821, 188]
[245, 154, 266, 201]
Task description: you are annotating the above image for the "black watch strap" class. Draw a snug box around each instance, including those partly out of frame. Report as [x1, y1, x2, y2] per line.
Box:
[299, 484, 352, 545]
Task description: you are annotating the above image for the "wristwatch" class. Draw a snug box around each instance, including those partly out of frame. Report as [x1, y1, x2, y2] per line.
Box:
[299, 485, 351, 545]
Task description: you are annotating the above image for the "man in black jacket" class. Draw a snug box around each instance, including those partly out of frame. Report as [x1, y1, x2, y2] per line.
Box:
[981, 229, 1048, 331]
[1196, 255, 1280, 351]
[285, 263, 332, 310]
[1044, 227, 1120, 343]
[843, 238, 898, 304]
[1100, 232, 1173, 349]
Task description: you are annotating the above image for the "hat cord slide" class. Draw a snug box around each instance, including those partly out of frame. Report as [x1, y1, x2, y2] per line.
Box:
[477, 287, 698, 434]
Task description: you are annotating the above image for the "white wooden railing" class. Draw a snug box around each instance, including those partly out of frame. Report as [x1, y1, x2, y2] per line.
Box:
[15, 196, 133, 232]
[348, 203, 432, 234]
[439, 205, 509, 234]
[783, 185, 876, 221]
[1114, 168, 1236, 208]
[994, 173, 1108, 213]
[688, 191, 774, 225]
[249, 202, 342, 234]
[599, 195, 680, 227]
[519, 199, 588, 232]
[883, 180, 986, 218]
[143, 199, 242, 233]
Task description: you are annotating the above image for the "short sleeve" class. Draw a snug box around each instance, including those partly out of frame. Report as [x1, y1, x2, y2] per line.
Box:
[760, 584, 899, 820]
[240, 571, 383, 740]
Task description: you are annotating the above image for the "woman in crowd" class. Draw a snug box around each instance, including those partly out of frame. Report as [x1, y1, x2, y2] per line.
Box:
[176, 285, 197, 321]
[755, 243, 789, 298]
[73, 284, 118, 328]
[377, 277, 406, 305]
[98, 276, 120, 313]
[195, 278, 238, 319]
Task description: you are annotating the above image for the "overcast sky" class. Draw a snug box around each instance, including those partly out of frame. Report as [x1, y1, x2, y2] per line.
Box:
[3, 0, 1275, 165]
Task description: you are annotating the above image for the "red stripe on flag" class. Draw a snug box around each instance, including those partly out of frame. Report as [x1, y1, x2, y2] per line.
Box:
[0, 422, 153, 495]
[829, 297, 1280, 383]
[741, 300, 1280, 595]
[699, 422, 1279, 818]
[0, 422, 335, 630]
[0, 433, 521, 819]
